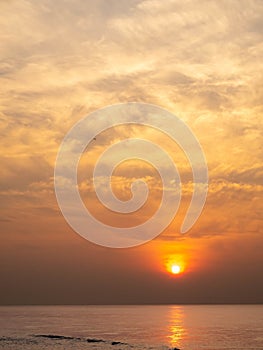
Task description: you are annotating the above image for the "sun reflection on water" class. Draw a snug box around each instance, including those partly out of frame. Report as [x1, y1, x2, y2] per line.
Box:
[167, 306, 186, 348]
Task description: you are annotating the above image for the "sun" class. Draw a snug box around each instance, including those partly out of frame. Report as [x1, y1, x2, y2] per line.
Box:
[165, 256, 185, 275]
[171, 264, 181, 274]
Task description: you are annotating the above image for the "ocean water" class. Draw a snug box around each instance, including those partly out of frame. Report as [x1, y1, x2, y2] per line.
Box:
[0, 305, 262, 349]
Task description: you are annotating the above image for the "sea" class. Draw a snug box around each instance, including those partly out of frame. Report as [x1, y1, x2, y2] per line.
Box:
[0, 305, 262, 350]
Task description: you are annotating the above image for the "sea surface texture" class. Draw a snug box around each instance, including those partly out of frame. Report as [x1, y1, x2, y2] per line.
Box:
[0, 305, 262, 350]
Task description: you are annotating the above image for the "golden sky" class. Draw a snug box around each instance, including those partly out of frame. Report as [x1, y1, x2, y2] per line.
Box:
[0, 0, 262, 304]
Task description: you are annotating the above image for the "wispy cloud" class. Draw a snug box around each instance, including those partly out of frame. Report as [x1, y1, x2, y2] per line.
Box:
[0, 0, 262, 246]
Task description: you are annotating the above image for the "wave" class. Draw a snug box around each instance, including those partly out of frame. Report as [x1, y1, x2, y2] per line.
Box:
[0, 334, 180, 349]
[34, 334, 128, 345]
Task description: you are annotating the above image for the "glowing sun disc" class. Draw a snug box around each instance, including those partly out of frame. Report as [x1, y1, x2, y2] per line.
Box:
[171, 265, 181, 274]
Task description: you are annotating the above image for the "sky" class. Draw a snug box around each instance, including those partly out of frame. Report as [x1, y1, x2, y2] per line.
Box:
[0, 0, 262, 304]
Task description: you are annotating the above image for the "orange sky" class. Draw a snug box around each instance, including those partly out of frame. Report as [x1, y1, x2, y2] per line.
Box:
[0, 0, 262, 304]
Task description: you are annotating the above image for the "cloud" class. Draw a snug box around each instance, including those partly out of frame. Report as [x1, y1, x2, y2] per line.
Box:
[0, 0, 262, 240]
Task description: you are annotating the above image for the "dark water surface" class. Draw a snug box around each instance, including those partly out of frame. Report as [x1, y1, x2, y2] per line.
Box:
[0, 305, 262, 349]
